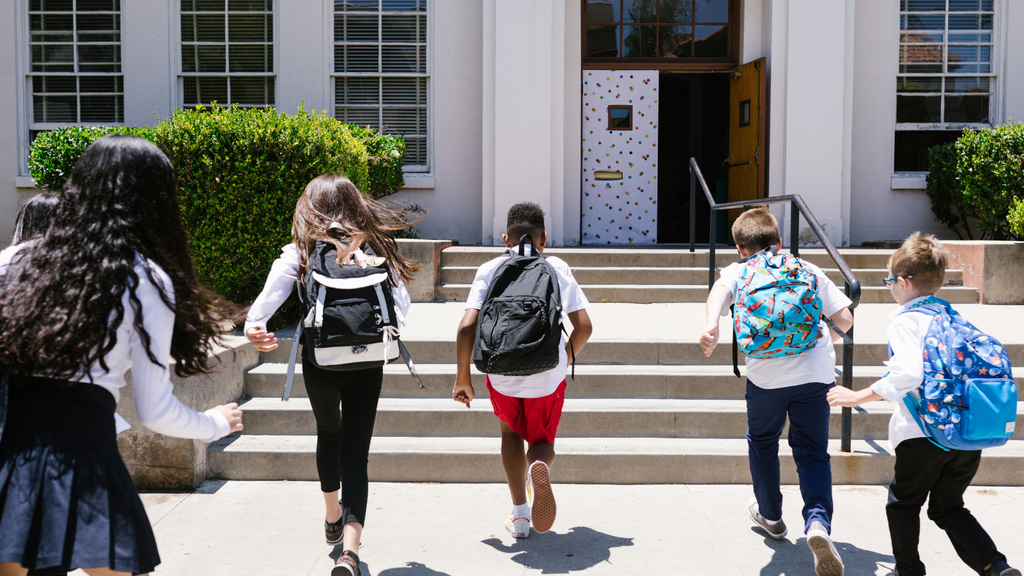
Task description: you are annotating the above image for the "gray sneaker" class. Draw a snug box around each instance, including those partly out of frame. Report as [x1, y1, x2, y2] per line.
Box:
[746, 496, 788, 540]
[807, 521, 844, 576]
[985, 560, 1022, 576]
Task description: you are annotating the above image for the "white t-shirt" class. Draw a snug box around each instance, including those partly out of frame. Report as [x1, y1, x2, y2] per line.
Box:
[714, 257, 852, 390]
[466, 249, 589, 398]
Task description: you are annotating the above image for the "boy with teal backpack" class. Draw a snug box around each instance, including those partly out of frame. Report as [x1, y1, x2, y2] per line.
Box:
[701, 208, 854, 576]
[829, 233, 1018, 576]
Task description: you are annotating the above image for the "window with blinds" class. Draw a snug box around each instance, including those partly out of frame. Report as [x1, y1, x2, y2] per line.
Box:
[894, 0, 994, 172]
[180, 0, 275, 108]
[29, 0, 124, 129]
[333, 0, 428, 170]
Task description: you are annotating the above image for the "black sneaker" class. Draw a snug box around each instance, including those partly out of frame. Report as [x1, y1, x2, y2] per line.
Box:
[332, 551, 360, 576]
[325, 505, 345, 545]
[986, 560, 1022, 576]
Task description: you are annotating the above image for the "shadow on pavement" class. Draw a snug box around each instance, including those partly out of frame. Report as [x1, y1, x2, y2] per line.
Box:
[481, 526, 634, 574]
[755, 531, 895, 576]
[375, 561, 452, 576]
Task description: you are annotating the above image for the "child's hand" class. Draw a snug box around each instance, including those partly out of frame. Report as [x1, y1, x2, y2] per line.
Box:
[213, 402, 244, 433]
[699, 323, 720, 357]
[246, 327, 278, 352]
[453, 380, 475, 408]
[827, 386, 862, 408]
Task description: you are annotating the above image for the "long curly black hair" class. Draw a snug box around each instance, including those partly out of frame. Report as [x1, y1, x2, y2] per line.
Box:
[0, 134, 234, 379]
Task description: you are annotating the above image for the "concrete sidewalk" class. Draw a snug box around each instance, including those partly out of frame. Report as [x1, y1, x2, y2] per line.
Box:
[95, 481, 1024, 576]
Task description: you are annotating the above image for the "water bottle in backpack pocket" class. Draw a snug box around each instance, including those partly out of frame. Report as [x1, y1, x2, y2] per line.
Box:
[898, 297, 1017, 451]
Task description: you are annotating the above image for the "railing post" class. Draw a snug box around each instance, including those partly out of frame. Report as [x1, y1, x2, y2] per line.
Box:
[709, 210, 716, 289]
[689, 167, 697, 252]
[841, 284, 854, 453]
[790, 204, 800, 256]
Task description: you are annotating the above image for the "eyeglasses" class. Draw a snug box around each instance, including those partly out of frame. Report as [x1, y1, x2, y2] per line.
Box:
[882, 275, 913, 288]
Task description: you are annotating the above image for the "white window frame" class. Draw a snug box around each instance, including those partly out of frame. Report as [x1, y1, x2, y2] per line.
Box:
[325, 0, 433, 176]
[18, 0, 125, 179]
[891, 0, 1001, 178]
[174, 0, 279, 109]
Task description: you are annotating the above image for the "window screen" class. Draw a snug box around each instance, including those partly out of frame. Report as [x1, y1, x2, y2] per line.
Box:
[333, 0, 429, 170]
[181, 0, 275, 108]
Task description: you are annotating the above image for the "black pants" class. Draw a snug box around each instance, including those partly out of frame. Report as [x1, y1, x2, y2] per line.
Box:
[302, 351, 383, 527]
[887, 438, 1005, 576]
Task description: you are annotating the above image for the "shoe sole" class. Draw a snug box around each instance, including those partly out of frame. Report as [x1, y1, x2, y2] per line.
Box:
[529, 462, 556, 533]
[808, 533, 844, 576]
[331, 564, 357, 576]
[326, 535, 343, 546]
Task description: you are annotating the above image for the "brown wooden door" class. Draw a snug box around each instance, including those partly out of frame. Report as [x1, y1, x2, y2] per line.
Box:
[726, 57, 766, 223]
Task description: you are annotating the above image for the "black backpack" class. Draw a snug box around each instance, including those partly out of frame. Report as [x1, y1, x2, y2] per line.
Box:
[472, 235, 573, 377]
[281, 241, 422, 400]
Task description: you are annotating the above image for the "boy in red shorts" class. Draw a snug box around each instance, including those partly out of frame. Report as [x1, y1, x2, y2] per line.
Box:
[453, 202, 593, 538]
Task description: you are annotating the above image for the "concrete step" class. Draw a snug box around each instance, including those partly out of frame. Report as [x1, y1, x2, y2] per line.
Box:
[207, 435, 1024, 485]
[259, 338, 1024, 368]
[438, 265, 964, 288]
[245, 363, 1024, 399]
[436, 283, 978, 304]
[239, 396, 1024, 440]
[439, 247, 900, 270]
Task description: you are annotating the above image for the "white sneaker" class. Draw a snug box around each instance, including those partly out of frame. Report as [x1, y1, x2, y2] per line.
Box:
[746, 496, 788, 540]
[806, 521, 844, 576]
[526, 461, 556, 533]
[505, 513, 531, 538]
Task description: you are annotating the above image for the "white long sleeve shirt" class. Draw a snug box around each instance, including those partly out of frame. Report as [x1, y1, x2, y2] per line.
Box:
[244, 243, 411, 334]
[0, 244, 231, 443]
[869, 295, 934, 450]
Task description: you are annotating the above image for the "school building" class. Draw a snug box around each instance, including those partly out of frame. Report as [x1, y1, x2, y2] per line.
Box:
[2, 0, 1022, 248]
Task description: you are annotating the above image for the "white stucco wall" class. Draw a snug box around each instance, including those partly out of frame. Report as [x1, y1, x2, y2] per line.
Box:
[2, 0, 30, 246]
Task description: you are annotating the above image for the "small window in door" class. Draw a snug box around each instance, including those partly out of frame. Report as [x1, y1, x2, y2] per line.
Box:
[739, 99, 751, 127]
[607, 105, 632, 130]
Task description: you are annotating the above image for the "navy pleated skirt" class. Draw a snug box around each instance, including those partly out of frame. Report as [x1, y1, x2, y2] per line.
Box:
[0, 376, 160, 575]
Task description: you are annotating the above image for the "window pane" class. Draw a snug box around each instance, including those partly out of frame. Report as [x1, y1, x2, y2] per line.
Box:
[896, 95, 940, 122]
[622, 26, 656, 57]
[187, 76, 227, 104]
[948, 0, 993, 11]
[945, 76, 988, 93]
[335, 45, 378, 72]
[381, 45, 418, 72]
[197, 45, 226, 71]
[382, 14, 417, 43]
[695, 0, 728, 23]
[382, 107, 425, 134]
[897, 77, 941, 92]
[78, 32, 120, 42]
[894, 130, 962, 171]
[694, 25, 727, 57]
[33, 76, 76, 92]
[382, 77, 425, 104]
[228, 15, 270, 42]
[194, 14, 226, 42]
[80, 75, 121, 92]
[622, 0, 656, 23]
[182, 14, 196, 41]
[587, 24, 619, 58]
[192, 0, 224, 11]
[33, 95, 77, 123]
[945, 95, 988, 122]
[229, 45, 270, 72]
[403, 136, 426, 166]
[228, 0, 270, 10]
[587, 0, 617, 23]
[80, 95, 120, 121]
[659, 0, 693, 24]
[230, 76, 274, 105]
[660, 25, 692, 57]
[31, 1, 74, 11]
[32, 13, 74, 32]
[336, 106, 379, 127]
[901, 0, 945, 11]
[182, 44, 196, 71]
[78, 14, 118, 31]
[899, 45, 943, 73]
[948, 13, 992, 30]
[901, 32, 943, 43]
[902, 14, 944, 31]
[345, 14, 379, 42]
[340, 77, 380, 104]
[947, 32, 990, 42]
[337, 0, 378, 11]
[382, 0, 422, 11]
[947, 44, 990, 64]
[32, 44, 74, 65]
[76, 0, 119, 10]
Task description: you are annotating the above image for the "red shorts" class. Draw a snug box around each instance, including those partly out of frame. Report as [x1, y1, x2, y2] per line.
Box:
[486, 378, 567, 445]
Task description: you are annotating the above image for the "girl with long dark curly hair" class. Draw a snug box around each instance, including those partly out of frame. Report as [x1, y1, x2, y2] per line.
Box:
[245, 173, 417, 576]
[0, 134, 243, 576]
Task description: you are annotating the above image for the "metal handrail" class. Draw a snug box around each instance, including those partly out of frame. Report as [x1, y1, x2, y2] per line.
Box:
[688, 157, 862, 452]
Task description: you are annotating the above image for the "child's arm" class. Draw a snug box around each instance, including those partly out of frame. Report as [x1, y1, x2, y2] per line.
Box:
[828, 317, 924, 408]
[827, 307, 854, 343]
[453, 309, 479, 408]
[827, 385, 882, 408]
[566, 309, 593, 363]
[700, 284, 733, 357]
[244, 244, 301, 351]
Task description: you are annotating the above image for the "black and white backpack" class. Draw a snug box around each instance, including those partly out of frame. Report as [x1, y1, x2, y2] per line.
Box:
[472, 235, 574, 377]
[281, 240, 422, 400]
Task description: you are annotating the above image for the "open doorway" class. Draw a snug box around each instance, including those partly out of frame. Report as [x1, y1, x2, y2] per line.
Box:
[657, 72, 730, 244]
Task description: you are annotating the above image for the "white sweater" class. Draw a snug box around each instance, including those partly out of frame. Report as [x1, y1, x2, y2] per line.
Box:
[0, 244, 230, 443]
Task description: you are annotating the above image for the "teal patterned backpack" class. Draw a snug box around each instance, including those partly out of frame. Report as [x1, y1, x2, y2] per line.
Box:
[733, 251, 823, 367]
[896, 296, 1017, 451]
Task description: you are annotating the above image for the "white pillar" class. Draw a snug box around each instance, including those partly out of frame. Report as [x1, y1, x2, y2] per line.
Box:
[121, 0, 174, 125]
[278, 0, 326, 114]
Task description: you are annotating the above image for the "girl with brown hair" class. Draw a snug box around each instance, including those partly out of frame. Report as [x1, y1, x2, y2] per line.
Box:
[245, 173, 417, 576]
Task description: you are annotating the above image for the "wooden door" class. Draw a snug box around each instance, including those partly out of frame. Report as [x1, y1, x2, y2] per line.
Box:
[726, 57, 766, 223]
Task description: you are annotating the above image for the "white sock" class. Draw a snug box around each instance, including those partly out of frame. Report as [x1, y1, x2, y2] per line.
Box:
[763, 517, 780, 527]
[512, 503, 531, 519]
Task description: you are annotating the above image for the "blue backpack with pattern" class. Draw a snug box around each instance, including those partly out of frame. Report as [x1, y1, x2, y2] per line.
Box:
[733, 251, 823, 361]
[897, 297, 1017, 451]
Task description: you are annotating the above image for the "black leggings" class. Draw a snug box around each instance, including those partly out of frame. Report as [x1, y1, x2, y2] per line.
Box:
[302, 351, 383, 527]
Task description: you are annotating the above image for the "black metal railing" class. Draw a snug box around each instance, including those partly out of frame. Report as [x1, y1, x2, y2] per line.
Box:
[688, 157, 862, 452]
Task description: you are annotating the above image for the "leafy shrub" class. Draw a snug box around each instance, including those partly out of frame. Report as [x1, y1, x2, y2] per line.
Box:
[926, 123, 1024, 240]
[28, 106, 407, 327]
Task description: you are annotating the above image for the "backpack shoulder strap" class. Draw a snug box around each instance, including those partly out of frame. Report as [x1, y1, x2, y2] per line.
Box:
[901, 393, 951, 452]
[282, 320, 303, 401]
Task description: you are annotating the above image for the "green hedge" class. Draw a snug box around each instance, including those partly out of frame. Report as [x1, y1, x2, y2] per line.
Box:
[926, 123, 1024, 240]
[28, 106, 406, 327]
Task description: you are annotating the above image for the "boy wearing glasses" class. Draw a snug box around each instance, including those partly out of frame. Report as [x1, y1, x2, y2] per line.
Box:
[701, 208, 853, 576]
[828, 233, 1019, 576]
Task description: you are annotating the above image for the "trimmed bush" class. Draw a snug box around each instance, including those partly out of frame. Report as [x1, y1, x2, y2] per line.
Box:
[28, 106, 407, 327]
[926, 123, 1024, 240]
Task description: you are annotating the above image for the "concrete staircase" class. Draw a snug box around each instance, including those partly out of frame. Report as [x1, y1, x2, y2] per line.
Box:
[437, 247, 979, 304]
[208, 248, 1024, 485]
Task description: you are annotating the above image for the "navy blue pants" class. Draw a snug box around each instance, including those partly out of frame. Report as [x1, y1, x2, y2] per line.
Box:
[746, 380, 834, 534]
